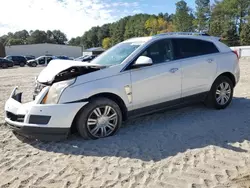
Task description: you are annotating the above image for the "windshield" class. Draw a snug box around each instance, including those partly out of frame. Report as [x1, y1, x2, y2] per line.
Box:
[90, 42, 143, 66]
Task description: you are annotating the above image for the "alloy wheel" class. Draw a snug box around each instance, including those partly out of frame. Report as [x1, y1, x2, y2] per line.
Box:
[215, 82, 231, 105]
[87, 106, 118, 138]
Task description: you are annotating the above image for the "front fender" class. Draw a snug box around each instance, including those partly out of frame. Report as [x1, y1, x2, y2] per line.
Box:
[58, 73, 131, 107]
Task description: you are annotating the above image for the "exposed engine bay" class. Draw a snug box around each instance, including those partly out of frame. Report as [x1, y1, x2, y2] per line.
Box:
[49, 66, 102, 84]
[33, 65, 104, 100]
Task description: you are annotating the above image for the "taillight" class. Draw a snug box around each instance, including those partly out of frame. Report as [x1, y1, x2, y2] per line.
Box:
[232, 50, 239, 62]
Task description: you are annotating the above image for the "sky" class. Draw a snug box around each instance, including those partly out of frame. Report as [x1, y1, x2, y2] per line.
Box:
[0, 0, 197, 39]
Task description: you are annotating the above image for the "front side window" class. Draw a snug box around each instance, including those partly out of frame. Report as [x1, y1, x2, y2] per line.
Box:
[90, 42, 144, 66]
[6, 56, 12, 60]
[173, 38, 219, 59]
[38, 57, 45, 64]
[140, 39, 174, 64]
[47, 57, 53, 63]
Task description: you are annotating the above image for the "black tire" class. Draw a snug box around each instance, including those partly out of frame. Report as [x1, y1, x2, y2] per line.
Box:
[2, 63, 8, 69]
[205, 76, 234, 109]
[20, 62, 25, 67]
[76, 97, 122, 140]
[32, 62, 37, 67]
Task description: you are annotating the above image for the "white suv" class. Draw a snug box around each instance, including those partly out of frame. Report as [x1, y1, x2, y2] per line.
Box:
[4, 33, 240, 141]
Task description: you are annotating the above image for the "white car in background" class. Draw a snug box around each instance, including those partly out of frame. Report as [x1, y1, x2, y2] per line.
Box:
[4, 32, 240, 141]
[26, 55, 54, 67]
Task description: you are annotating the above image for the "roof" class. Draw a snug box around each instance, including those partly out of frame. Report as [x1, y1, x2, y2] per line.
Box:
[85, 47, 105, 52]
[122, 34, 220, 46]
[123, 36, 152, 43]
[155, 32, 210, 36]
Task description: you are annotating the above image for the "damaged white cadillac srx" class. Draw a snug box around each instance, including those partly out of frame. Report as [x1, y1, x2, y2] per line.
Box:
[4, 32, 240, 141]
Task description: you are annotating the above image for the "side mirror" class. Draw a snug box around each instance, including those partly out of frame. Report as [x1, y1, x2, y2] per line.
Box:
[133, 56, 153, 68]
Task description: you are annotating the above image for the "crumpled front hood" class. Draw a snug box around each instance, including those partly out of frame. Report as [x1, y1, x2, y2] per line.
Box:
[37, 59, 104, 84]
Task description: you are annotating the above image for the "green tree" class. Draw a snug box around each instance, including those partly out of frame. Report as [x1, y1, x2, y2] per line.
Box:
[221, 26, 240, 46]
[124, 14, 151, 39]
[173, 0, 194, 32]
[27, 30, 48, 44]
[46, 30, 55, 43]
[209, 1, 225, 36]
[145, 16, 158, 35]
[68, 36, 82, 46]
[0, 35, 9, 45]
[110, 17, 129, 45]
[240, 23, 250, 45]
[13, 30, 29, 42]
[97, 24, 110, 45]
[7, 38, 25, 45]
[102, 37, 111, 49]
[222, 0, 250, 34]
[51, 30, 68, 44]
[194, 0, 211, 32]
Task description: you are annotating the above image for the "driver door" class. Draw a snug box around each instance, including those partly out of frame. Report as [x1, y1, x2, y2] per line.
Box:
[38, 57, 46, 65]
[129, 39, 182, 114]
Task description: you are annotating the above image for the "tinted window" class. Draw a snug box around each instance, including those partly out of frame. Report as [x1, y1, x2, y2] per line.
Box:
[38, 57, 45, 64]
[47, 57, 53, 63]
[12, 56, 19, 61]
[140, 39, 174, 64]
[6, 56, 12, 60]
[18, 56, 26, 61]
[173, 39, 219, 59]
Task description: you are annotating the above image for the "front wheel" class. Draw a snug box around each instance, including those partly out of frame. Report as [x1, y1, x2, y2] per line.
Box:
[32, 62, 37, 67]
[76, 97, 122, 140]
[2, 63, 8, 69]
[205, 76, 234, 109]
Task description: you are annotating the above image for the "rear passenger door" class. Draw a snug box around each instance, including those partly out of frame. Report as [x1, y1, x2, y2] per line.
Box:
[12, 56, 19, 65]
[172, 38, 219, 98]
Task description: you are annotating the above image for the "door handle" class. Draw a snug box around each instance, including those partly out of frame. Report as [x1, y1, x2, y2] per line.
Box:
[207, 58, 214, 63]
[169, 68, 179, 73]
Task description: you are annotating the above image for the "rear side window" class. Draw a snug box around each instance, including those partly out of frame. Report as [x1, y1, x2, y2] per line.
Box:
[173, 39, 219, 59]
[18, 56, 26, 61]
[12, 56, 18, 61]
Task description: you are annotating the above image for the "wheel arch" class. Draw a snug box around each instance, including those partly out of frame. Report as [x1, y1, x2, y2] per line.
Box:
[70, 92, 128, 133]
[216, 72, 236, 87]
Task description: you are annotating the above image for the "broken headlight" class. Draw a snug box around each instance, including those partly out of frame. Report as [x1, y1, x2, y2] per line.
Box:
[43, 78, 76, 104]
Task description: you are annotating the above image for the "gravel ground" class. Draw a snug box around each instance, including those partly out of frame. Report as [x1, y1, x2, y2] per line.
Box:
[1, 61, 250, 188]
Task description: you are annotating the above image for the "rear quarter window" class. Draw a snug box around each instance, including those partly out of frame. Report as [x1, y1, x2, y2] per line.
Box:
[173, 38, 219, 59]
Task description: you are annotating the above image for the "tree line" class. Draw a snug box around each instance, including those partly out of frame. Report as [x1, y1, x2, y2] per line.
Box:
[69, 0, 250, 48]
[1, 0, 249, 49]
[0, 30, 68, 46]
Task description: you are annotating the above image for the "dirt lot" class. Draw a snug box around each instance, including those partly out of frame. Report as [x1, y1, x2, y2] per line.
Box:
[1, 61, 250, 188]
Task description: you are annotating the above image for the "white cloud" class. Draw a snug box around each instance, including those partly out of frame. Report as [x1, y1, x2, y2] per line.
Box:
[0, 0, 140, 39]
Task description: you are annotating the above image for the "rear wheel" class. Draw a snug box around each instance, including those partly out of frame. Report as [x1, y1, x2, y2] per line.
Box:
[20, 62, 25, 67]
[76, 97, 122, 140]
[205, 76, 234, 109]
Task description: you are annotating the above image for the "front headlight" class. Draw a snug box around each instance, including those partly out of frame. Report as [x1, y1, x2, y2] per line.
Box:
[43, 78, 76, 104]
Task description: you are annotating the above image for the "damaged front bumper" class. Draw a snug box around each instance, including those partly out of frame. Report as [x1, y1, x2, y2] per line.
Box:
[4, 86, 87, 141]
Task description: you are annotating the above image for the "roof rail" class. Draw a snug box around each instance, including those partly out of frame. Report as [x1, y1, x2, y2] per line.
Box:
[156, 32, 210, 36]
